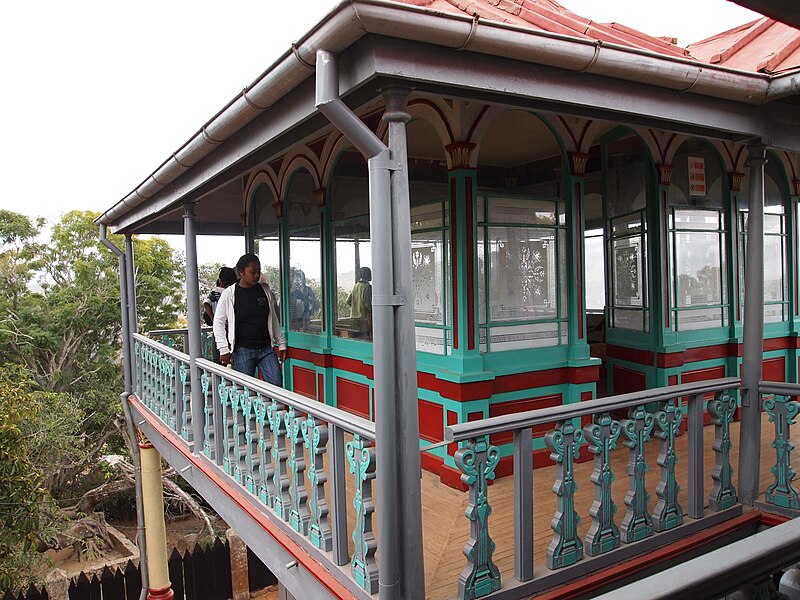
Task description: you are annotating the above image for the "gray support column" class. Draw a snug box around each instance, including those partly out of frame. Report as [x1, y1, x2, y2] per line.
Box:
[125, 234, 138, 334]
[183, 204, 205, 453]
[383, 86, 426, 600]
[739, 144, 768, 505]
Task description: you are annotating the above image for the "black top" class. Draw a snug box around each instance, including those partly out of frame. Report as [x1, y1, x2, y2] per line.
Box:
[234, 284, 271, 349]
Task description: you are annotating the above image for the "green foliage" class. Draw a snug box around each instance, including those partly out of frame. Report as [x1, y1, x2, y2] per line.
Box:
[0, 364, 46, 590]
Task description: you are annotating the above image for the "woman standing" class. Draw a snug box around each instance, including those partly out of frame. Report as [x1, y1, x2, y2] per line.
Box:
[213, 253, 287, 386]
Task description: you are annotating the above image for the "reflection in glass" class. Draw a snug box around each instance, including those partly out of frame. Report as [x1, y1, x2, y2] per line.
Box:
[412, 232, 445, 324]
[675, 231, 721, 307]
[334, 219, 372, 340]
[286, 170, 321, 334]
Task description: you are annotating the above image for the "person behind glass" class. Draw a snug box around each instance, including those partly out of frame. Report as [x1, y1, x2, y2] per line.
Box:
[213, 253, 287, 385]
[289, 267, 319, 329]
[203, 266, 237, 363]
[347, 266, 373, 339]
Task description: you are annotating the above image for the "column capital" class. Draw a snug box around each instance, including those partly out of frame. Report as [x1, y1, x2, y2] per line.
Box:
[446, 142, 477, 170]
[381, 86, 412, 123]
[313, 187, 327, 207]
[793, 179, 800, 197]
[747, 143, 768, 165]
[568, 152, 591, 176]
[272, 200, 284, 219]
[656, 164, 675, 186]
[182, 202, 196, 218]
[729, 172, 746, 193]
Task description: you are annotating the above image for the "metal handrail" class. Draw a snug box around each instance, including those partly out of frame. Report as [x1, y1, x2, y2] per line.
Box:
[759, 380, 800, 396]
[148, 326, 211, 336]
[134, 332, 193, 362]
[196, 357, 377, 441]
[446, 377, 741, 442]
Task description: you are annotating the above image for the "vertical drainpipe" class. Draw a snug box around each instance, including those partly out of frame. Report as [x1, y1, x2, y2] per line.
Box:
[739, 143, 768, 505]
[315, 50, 424, 599]
[382, 86, 425, 600]
[99, 224, 150, 599]
[125, 234, 139, 377]
[183, 204, 205, 453]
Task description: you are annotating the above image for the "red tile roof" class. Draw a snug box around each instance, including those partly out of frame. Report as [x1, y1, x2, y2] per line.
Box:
[397, 0, 800, 72]
[688, 17, 800, 73]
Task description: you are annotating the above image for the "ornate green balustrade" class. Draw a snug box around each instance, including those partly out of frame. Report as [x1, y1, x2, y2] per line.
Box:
[760, 382, 800, 511]
[132, 332, 378, 597]
[133, 335, 191, 438]
[445, 377, 743, 600]
[193, 357, 378, 596]
[148, 326, 215, 360]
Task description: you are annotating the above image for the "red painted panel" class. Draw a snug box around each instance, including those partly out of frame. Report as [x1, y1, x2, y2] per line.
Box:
[418, 400, 444, 443]
[447, 411, 458, 456]
[489, 394, 562, 446]
[763, 357, 786, 383]
[336, 378, 371, 420]
[668, 375, 679, 386]
[607, 345, 655, 366]
[468, 411, 484, 421]
[292, 366, 317, 399]
[317, 374, 324, 404]
[580, 391, 593, 428]
[681, 366, 726, 384]
[613, 366, 646, 394]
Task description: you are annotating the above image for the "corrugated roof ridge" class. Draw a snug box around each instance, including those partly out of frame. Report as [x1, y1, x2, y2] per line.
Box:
[757, 24, 800, 72]
[601, 21, 689, 57]
[709, 17, 774, 64]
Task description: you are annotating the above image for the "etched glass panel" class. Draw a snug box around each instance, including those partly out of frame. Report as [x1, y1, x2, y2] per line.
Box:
[584, 229, 606, 311]
[488, 227, 557, 321]
[412, 232, 445, 325]
[488, 322, 559, 351]
[676, 307, 724, 330]
[415, 326, 447, 354]
[674, 209, 720, 231]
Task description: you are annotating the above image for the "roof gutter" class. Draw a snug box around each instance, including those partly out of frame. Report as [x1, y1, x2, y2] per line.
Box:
[98, 0, 798, 228]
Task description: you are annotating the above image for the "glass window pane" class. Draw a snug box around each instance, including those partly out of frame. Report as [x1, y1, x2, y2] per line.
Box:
[330, 150, 369, 220]
[675, 231, 721, 307]
[255, 237, 281, 299]
[489, 227, 557, 321]
[288, 227, 322, 333]
[488, 197, 557, 225]
[478, 227, 487, 325]
[674, 209, 720, 230]
[412, 232, 445, 325]
[606, 135, 648, 218]
[333, 218, 372, 340]
[411, 202, 443, 231]
[612, 236, 644, 307]
[611, 213, 643, 236]
[584, 231, 606, 311]
[764, 234, 784, 302]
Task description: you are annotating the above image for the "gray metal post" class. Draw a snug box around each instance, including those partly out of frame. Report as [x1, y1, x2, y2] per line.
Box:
[183, 204, 205, 453]
[100, 225, 132, 392]
[739, 144, 768, 505]
[125, 234, 138, 334]
[383, 86, 426, 600]
[687, 393, 704, 519]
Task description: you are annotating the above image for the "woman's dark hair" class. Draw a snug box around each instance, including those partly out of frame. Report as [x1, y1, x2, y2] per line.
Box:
[235, 253, 260, 275]
[218, 266, 237, 287]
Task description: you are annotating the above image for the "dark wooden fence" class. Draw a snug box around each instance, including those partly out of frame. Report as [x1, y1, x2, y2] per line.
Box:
[3, 539, 276, 600]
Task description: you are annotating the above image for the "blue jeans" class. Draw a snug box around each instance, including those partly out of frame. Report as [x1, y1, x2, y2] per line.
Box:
[231, 346, 282, 387]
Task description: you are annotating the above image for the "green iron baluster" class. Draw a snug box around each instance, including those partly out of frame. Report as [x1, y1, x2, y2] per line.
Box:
[584, 412, 622, 556]
[620, 404, 655, 543]
[708, 390, 738, 511]
[143, 346, 152, 410]
[285, 407, 310, 535]
[268, 398, 290, 520]
[164, 355, 175, 430]
[654, 399, 684, 531]
[179, 363, 191, 441]
[233, 388, 248, 485]
[764, 394, 800, 509]
[133, 341, 141, 397]
[241, 389, 261, 494]
[301, 415, 331, 552]
[346, 435, 378, 595]
[254, 393, 274, 506]
[546, 420, 585, 569]
[160, 334, 174, 348]
[201, 369, 214, 458]
[455, 436, 501, 599]
[219, 377, 235, 475]
[153, 349, 162, 416]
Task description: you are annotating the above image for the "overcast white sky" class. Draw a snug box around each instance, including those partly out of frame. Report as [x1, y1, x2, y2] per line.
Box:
[0, 0, 761, 265]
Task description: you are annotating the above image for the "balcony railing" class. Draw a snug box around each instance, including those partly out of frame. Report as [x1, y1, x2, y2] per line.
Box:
[147, 326, 214, 360]
[444, 378, 746, 599]
[132, 333, 380, 596]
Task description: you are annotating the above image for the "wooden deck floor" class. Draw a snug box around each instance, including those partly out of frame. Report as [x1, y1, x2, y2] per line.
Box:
[412, 416, 790, 600]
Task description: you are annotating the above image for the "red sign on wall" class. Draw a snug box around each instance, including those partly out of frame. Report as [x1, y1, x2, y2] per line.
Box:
[688, 156, 706, 196]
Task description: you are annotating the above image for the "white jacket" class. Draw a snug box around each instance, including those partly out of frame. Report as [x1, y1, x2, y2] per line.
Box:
[213, 283, 286, 354]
